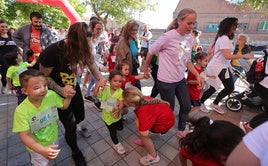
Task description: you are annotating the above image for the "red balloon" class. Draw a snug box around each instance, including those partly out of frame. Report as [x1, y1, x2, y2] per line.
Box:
[16, 0, 81, 25]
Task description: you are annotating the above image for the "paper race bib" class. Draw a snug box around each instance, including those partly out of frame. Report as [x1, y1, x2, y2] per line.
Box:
[15, 67, 27, 77]
[101, 97, 117, 111]
[29, 105, 59, 133]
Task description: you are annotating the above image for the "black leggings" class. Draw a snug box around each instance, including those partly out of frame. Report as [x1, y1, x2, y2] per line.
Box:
[201, 69, 234, 104]
[0, 66, 7, 87]
[57, 85, 85, 153]
[105, 119, 123, 144]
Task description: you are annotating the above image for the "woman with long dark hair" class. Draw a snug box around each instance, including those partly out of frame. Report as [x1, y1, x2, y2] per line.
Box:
[39, 22, 103, 166]
[200, 17, 253, 114]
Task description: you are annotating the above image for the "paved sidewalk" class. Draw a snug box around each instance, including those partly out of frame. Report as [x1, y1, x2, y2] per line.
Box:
[0, 76, 262, 166]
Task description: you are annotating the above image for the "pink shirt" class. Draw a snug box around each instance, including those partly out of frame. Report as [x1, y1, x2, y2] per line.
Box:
[149, 29, 194, 83]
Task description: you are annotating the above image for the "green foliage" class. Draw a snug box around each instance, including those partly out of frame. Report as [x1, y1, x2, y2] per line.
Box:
[86, 0, 157, 30]
[1, 0, 86, 29]
[230, 0, 268, 12]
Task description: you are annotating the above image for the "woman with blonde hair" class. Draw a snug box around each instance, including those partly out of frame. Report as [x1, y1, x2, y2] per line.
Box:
[144, 8, 202, 138]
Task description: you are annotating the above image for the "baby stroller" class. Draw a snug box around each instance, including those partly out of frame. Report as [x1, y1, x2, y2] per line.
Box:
[225, 55, 265, 112]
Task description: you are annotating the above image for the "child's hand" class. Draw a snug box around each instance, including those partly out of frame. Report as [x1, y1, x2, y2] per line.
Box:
[41, 144, 61, 160]
[63, 85, 76, 98]
[34, 53, 40, 57]
[112, 105, 120, 119]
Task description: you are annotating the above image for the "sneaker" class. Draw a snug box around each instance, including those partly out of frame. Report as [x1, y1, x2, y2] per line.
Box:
[200, 104, 210, 113]
[84, 95, 95, 102]
[113, 142, 126, 154]
[133, 139, 144, 146]
[209, 103, 225, 115]
[139, 153, 160, 165]
[94, 100, 102, 110]
[77, 126, 91, 138]
[72, 150, 87, 166]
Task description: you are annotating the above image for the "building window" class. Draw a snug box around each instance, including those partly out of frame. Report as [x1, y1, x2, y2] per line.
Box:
[205, 23, 218, 31]
[258, 21, 268, 31]
[239, 23, 248, 31]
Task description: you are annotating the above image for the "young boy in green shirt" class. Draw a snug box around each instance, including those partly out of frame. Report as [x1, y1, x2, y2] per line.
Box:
[12, 69, 75, 165]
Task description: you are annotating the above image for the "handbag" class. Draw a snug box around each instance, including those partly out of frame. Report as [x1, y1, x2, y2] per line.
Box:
[132, 57, 140, 69]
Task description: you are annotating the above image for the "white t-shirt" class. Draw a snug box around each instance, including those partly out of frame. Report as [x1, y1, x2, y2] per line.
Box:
[243, 121, 268, 166]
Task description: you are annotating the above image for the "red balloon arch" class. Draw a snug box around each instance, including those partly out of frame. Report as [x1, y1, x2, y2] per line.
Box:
[16, 0, 81, 25]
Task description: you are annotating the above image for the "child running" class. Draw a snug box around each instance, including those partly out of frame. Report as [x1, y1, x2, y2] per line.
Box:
[5, 51, 37, 104]
[122, 87, 175, 165]
[116, 62, 145, 89]
[12, 69, 75, 166]
[187, 51, 215, 111]
[93, 70, 126, 154]
[179, 116, 245, 166]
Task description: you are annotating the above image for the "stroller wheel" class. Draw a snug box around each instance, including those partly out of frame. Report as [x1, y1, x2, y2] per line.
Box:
[225, 97, 243, 112]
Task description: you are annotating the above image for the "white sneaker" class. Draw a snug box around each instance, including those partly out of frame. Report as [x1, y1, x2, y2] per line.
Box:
[200, 104, 210, 113]
[209, 103, 225, 114]
[113, 142, 125, 154]
[140, 153, 160, 165]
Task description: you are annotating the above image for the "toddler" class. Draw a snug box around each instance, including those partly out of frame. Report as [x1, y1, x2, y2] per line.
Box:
[93, 70, 126, 154]
[187, 51, 215, 111]
[116, 62, 145, 89]
[5, 51, 37, 104]
[179, 116, 245, 166]
[107, 44, 117, 71]
[123, 87, 175, 165]
[12, 69, 74, 165]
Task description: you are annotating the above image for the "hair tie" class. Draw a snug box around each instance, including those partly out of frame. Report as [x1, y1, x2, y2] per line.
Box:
[209, 120, 214, 125]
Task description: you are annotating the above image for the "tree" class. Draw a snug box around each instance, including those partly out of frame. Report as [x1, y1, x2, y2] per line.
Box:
[230, 0, 268, 12]
[86, 0, 157, 30]
[2, 0, 86, 29]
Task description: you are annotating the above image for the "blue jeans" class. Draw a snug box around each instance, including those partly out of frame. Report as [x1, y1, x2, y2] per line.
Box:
[157, 78, 191, 131]
[232, 65, 244, 83]
[85, 71, 98, 97]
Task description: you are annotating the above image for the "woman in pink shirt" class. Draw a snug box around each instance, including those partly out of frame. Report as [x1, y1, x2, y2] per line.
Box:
[144, 8, 202, 138]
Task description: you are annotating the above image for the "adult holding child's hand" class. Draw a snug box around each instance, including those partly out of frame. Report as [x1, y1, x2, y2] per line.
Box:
[144, 8, 200, 138]
[39, 22, 103, 166]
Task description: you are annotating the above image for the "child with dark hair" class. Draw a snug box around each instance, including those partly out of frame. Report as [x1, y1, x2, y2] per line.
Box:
[12, 69, 74, 165]
[107, 44, 117, 71]
[93, 70, 126, 155]
[123, 87, 175, 165]
[116, 62, 145, 89]
[179, 116, 245, 166]
[240, 112, 268, 133]
[187, 51, 215, 110]
[5, 51, 37, 104]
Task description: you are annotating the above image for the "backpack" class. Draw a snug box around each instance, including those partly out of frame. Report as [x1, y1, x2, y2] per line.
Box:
[246, 50, 268, 84]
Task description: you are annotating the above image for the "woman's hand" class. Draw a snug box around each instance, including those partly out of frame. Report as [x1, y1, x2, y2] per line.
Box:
[64, 85, 76, 98]
[243, 53, 254, 59]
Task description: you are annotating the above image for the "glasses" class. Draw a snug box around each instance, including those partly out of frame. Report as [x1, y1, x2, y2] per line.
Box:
[0, 26, 8, 28]
[95, 28, 103, 31]
[131, 29, 138, 32]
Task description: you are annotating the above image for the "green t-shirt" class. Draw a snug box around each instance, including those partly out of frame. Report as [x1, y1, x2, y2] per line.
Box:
[12, 90, 64, 151]
[6, 62, 28, 86]
[98, 86, 123, 125]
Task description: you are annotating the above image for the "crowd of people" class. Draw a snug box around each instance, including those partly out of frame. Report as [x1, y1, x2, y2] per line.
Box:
[0, 7, 268, 166]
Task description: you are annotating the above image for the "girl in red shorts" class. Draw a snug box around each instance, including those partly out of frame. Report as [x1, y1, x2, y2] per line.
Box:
[123, 87, 175, 165]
